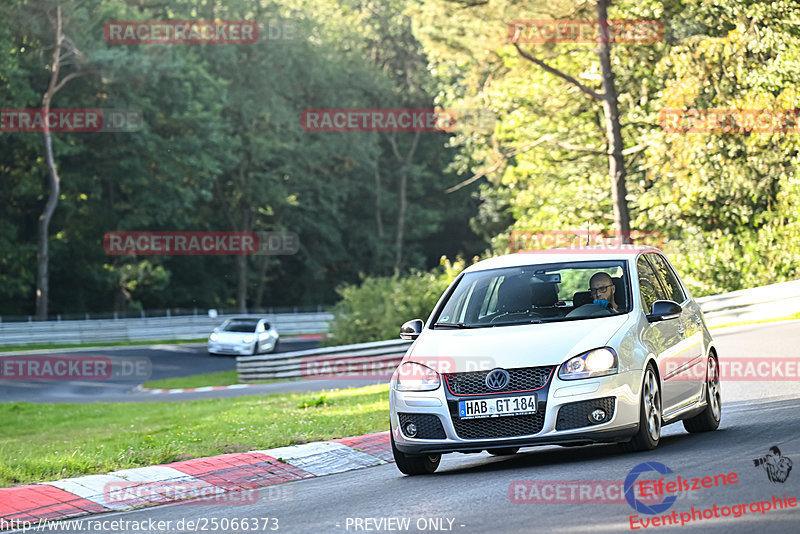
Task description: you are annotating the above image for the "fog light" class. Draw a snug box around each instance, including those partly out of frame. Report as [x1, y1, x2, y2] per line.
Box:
[404, 422, 418, 437]
[589, 409, 607, 423]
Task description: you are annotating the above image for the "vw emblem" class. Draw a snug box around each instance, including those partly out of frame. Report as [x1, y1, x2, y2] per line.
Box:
[485, 368, 510, 391]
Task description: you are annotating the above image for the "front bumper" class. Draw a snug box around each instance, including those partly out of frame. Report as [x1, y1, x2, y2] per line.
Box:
[390, 369, 642, 455]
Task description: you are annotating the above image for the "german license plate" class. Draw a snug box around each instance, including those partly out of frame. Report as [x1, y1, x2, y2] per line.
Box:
[458, 395, 537, 419]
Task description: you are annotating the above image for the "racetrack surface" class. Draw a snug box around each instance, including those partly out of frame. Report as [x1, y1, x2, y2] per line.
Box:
[7, 320, 799, 533]
[0, 339, 359, 403]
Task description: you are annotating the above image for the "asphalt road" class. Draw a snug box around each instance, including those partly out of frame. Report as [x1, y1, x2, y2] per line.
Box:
[0, 339, 336, 403]
[14, 320, 800, 534]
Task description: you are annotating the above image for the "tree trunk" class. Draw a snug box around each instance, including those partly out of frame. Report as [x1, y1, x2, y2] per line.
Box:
[36, 5, 65, 320]
[389, 131, 420, 271]
[375, 161, 384, 238]
[394, 167, 408, 270]
[596, 0, 631, 243]
[236, 253, 248, 313]
[253, 254, 269, 309]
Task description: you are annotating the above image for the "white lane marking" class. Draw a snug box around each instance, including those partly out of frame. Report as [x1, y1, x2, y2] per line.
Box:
[254, 441, 384, 476]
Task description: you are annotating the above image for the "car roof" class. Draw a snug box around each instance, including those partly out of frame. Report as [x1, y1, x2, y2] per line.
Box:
[463, 245, 662, 273]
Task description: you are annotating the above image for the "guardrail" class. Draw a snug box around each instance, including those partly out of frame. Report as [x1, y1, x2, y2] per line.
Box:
[696, 279, 800, 327]
[236, 339, 412, 382]
[0, 313, 332, 347]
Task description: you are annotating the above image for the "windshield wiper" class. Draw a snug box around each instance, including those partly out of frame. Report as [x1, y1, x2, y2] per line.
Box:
[492, 318, 544, 326]
[433, 322, 476, 329]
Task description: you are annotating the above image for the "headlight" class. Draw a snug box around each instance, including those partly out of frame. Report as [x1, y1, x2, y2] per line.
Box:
[243, 335, 255, 343]
[558, 348, 618, 380]
[209, 333, 218, 341]
[393, 362, 441, 391]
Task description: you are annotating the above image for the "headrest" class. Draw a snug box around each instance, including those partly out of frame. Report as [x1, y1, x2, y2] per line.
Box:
[531, 281, 559, 306]
[611, 277, 627, 309]
[572, 290, 593, 308]
[498, 276, 530, 312]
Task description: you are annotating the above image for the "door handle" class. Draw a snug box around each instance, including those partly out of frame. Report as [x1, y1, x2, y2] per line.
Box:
[695, 316, 702, 324]
[677, 326, 686, 337]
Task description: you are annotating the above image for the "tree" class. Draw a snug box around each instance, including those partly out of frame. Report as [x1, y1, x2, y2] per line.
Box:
[35, 3, 88, 319]
[410, 0, 670, 242]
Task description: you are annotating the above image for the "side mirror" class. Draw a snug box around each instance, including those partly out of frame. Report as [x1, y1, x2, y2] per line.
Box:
[647, 300, 682, 322]
[400, 319, 424, 340]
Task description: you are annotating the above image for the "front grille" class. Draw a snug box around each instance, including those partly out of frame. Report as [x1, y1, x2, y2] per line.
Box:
[449, 402, 547, 439]
[398, 413, 446, 439]
[444, 366, 554, 396]
[555, 397, 616, 430]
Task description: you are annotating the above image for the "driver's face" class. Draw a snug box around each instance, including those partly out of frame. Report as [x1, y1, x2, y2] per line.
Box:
[590, 279, 614, 299]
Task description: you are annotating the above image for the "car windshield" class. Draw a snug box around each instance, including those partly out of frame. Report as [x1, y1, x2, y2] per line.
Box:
[222, 320, 258, 333]
[434, 260, 629, 328]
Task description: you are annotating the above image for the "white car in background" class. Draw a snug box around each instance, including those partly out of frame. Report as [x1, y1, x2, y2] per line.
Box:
[207, 317, 279, 356]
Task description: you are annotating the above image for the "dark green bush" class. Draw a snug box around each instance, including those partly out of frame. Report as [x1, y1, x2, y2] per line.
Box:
[325, 257, 467, 345]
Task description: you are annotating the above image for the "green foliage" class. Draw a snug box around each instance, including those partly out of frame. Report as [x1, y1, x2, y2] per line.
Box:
[0, 0, 484, 316]
[325, 257, 467, 345]
[410, 0, 800, 296]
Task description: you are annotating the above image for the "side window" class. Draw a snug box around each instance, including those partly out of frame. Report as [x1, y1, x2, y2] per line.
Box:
[647, 254, 686, 303]
[637, 257, 662, 313]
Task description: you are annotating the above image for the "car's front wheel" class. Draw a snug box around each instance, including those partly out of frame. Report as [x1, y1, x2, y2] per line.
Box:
[619, 364, 661, 453]
[683, 354, 721, 433]
[391, 432, 440, 475]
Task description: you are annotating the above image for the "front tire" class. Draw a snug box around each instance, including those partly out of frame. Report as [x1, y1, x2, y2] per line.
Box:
[619, 364, 662, 453]
[391, 432, 440, 475]
[251, 342, 260, 355]
[683, 355, 721, 433]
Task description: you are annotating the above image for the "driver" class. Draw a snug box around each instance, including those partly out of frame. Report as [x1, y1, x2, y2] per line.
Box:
[589, 272, 618, 313]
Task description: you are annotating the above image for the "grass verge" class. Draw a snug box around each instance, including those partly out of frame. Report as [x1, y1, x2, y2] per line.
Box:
[0, 339, 207, 353]
[0, 383, 389, 487]
[142, 371, 241, 389]
[141, 371, 299, 389]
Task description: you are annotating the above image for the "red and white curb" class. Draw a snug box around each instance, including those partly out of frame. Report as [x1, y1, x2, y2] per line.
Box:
[0, 432, 391, 527]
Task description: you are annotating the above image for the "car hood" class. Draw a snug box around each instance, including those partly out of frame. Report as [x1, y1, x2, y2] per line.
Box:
[405, 315, 631, 373]
[212, 332, 255, 342]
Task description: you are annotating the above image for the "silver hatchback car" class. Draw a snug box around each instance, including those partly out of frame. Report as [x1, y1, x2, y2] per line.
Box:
[389, 246, 721, 475]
